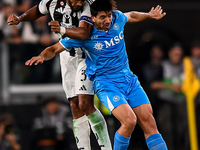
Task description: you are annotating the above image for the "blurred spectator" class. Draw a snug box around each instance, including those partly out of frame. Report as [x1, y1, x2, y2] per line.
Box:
[141, 44, 164, 116]
[21, 15, 55, 46]
[151, 43, 189, 150]
[0, 113, 21, 150]
[189, 40, 200, 145]
[15, 0, 31, 14]
[2, 0, 31, 14]
[0, 3, 22, 44]
[20, 15, 58, 83]
[0, 2, 25, 84]
[190, 40, 200, 78]
[31, 96, 76, 150]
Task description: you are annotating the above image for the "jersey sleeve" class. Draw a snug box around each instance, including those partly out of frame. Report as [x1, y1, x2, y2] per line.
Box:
[114, 10, 128, 26]
[79, 2, 93, 25]
[38, 0, 50, 15]
[59, 37, 85, 51]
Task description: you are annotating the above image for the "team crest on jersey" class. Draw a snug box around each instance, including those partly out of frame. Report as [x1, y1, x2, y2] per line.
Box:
[113, 95, 120, 102]
[94, 42, 103, 51]
[60, 1, 64, 6]
[113, 23, 119, 30]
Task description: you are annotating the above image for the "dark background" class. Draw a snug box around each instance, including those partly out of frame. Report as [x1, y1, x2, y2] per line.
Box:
[1, 0, 200, 149]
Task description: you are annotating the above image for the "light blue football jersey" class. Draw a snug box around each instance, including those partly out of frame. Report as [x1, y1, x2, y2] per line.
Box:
[60, 10, 132, 81]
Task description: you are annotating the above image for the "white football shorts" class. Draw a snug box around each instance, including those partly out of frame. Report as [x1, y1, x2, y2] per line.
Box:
[60, 50, 94, 99]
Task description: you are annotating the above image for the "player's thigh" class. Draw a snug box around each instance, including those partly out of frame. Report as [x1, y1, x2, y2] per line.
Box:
[127, 79, 150, 108]
[94, 79, 128, 113]
[59, 51, 78, 98]
[75, 59, 94, 96]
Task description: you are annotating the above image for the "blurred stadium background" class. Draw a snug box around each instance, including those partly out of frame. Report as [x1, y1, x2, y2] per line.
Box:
[0, 0, 200, 149]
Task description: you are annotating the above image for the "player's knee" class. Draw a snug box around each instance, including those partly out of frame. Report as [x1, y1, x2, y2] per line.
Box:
[140, 113, 157, 132]
[78, 95, 95, 114]
[79, 100, 95, 115]
[69, 100, 80, 113]
[122, 117, 137, 132]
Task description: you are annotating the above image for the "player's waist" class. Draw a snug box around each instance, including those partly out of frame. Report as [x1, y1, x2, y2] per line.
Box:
[94, 64, 133, 80]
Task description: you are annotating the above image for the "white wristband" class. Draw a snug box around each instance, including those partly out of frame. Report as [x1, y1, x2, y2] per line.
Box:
[60, 27, 66, 36]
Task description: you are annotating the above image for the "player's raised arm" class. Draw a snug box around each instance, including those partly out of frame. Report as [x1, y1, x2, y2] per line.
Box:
[7, 5, 42, 25]
[48, 20, 93, 40]
[48, 1, 93, 40]
[25, 43, 65, 66]
[125, 5, 166, 23]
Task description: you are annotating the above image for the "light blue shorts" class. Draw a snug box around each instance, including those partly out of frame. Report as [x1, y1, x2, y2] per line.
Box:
[94, 74, 150, 113]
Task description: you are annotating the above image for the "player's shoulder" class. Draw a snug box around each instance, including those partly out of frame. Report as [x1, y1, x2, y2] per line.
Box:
[82, 1, 90, 10]
[112, 10, 127, 24]
[113, 10, 124, 17]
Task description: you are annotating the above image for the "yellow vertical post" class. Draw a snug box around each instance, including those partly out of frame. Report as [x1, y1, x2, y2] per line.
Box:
[182, 56, 199, 150]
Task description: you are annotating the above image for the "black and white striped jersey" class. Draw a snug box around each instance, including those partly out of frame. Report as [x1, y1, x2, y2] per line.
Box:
[38, 0, 93, 58]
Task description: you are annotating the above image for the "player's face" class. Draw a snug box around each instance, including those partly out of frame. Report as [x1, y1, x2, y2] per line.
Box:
[92, 11, 112, 31]
[68, 0, 85, 11]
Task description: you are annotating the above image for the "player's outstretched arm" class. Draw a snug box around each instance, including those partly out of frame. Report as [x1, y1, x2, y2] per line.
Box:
[25, 42, 65, 66]
[125, 5, 166, 23]
[7, 5, 42, 25]
[48, 20, 93, 40]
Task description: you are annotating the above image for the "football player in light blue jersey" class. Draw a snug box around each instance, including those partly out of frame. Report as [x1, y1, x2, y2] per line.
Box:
[25, 0, 168, 149]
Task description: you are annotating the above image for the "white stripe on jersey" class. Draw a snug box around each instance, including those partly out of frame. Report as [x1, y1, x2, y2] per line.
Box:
[84, 49, 93, 61]
[107, 96, 114, 111]
[49, 0, 58, 20]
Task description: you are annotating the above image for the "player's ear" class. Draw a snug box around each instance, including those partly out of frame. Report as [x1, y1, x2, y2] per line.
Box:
[91, 16, 95, 23]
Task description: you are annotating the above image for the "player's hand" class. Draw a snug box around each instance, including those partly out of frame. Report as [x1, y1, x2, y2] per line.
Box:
[149, 5, 166, 20]
[25, 56, 44, 66]
[48, 21, 61, 33]
[7, 14, 21, 25]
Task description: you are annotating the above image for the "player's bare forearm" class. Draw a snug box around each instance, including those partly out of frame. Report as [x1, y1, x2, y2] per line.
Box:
[25, 43, 65, 66]
[19, 6, 42, 21]
[49, 20, 93, 40]
[40, 43, 65, 60]
[7, 6, 42, 25]
[125, 5, 166, 23]
[64, 27, 92, 40]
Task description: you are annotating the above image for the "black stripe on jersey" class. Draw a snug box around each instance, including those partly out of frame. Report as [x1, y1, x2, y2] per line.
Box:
[81, 48, 86, 59]
[53, 0, 67, 25]
[46, 0, 53, 12]
[69, 48, 76, 57]
[71, 6, 83, 27]
[71, 11, 79, 27]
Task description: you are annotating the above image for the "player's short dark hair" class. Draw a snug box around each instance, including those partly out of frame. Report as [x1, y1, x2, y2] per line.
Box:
[90, 0, 117, 16]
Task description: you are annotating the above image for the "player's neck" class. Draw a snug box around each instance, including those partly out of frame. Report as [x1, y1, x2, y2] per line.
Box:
[94, 24, 109, 32]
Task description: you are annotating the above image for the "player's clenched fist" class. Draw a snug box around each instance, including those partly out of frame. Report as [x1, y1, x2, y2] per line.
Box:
[48, 21, 60, 33]
[7, 14, 21, 25]
[48, 20, 66, 36]
[25, 56, 44, 66]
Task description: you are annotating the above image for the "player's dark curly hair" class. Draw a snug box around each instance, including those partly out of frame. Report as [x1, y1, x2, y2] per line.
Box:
[90, 0, 117, 17]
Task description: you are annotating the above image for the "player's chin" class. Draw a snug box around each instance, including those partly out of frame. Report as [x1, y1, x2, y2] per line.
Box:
[73, 6, 81, 11]
[104, 26, 110, 31]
